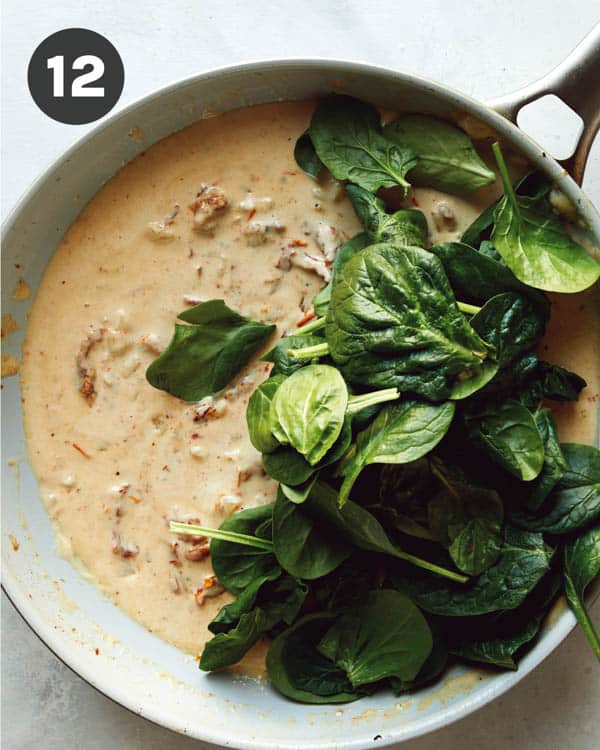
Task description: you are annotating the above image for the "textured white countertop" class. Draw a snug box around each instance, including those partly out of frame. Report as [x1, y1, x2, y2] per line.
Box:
[2, 2, 599, 748]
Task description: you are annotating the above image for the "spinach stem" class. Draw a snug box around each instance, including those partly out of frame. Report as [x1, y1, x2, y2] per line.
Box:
[457, 301, 481, 316]
[169, 521, 274, 551]
[295, 316, 326, 335]
[287, 342, 330, 360]
[574, 604, 600, 662]
[492, 142, 519, 212]
[395, 550, 469, 583]
[346, 388, 400, 415]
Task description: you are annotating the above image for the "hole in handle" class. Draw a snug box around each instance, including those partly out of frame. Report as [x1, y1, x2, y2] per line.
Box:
[516, 94, 584, 161]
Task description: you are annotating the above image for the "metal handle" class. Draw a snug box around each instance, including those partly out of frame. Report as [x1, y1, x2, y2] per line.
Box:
[489, 24, 600, 185]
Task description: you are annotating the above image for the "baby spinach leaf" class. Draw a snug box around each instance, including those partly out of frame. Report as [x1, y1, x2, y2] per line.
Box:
[262, 335, 325, 377]
[146, 300, 275, 402]
[449, 571, 560, 669]
[383, 114, 495, 194]
[564, 524, 600, 661]
[510, 443, 600, 534]
[430, 242, 548, 309]
[470, 292, 548, 368]
[517, 361, 587, 408]
[312, 233, 370, 318]
[271, 365, 348, 465]
[246, 375, 286, 453]
[309, 95, 417, 193]
[272, 490, 352, 579]
[304, 482, 468, 582]
[210, 504, 281, 595]
[526, 408, 567, 511]
[262, 418, 353, 486]
[317, 590, 433, 688]
[294, 131, 323, 179]
[466, 401, 545, 481]
[267, 613, 360, 703]
[280, 475, 318, 505]
[201, 577, 307, 671]
[325, 243, 490, 401]
[448, 360, 499, 400]
[461, 171, 551, 248]
[491, 143, 600, 293]
[391, 620, 448, 693]
[393, 526, 553, 616]
[345, 184, 428, 246]
[208, 574, 274, 634]
[427, 464, 504, 575]
[338, 400, 455, 505]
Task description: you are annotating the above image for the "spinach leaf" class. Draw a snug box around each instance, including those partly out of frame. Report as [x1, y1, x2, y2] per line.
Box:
[345, 184, 428, 246]
[317, 590, 433, 688]
[294, 131, 322, 179]
[312, 233, 370, 318]
[325, 243, 490, 401]
[262, 335, 326, 377]
[526, 408, 567, 511]
[280, 475, 318, 505]
[449, 571, 560, 669]
[461, 170, 551, 248]
[491, 143, 600, 293]
[391, 619, 448, 693]
[208, 574, 274, 634]
[466, 401, 545, 481]
[267, 613, 360, 703]
[448, 360, 499, 400]
[564, 524, 600, 661]
[470, 292, 548, 368]
[517, 361, 587, 408]
[210, 504, 281, 595]
[246, 375, 286, 453]
[427, 464, 504, 575]
[262, 418, 353, 486]
[309, 95, 417, 193]
[339, 399, 455, 505]
[304, 482, 468, 582]
[383, 114, 495, 194]
[430, 242, 548, 308]
[272, 490, 352, 579]
[510, 443, 600, 534]
[146, 300, 275, 402]
[200, 577, 307, 671]
[270, 365, 348, 465]
[393, 526, 553, 616]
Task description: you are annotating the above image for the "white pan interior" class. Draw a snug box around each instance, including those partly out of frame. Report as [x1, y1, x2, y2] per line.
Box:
[2, 60, 599, 750]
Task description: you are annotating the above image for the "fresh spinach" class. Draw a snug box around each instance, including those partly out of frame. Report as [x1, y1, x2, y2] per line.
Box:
[325, 243, 491, 401]
[146, 300, 275, 402]
[466, 401, 545, 481]
[312, 233, 370, 318]
[391, 620, 448, 693]
[273, 490, 352, 579]
[338, 399, 455, 505]
[210, 505, 281, 595]
[304, 482, 468, 582]
[510, 443, 600, 534]
[317, 590, 433, 688]
[383, 114, 495, 194]
[491, 143, 600, 293]
[309, 95, 417, 193]
[246, 375, 286, 453]
[271, 365, 348, 465]
[262, 335, 326, 377]
[470, 292, 548, 368]
[266, 613, 361, 703]
[393, 526, 553, 616]
[294, 131, 322, 179]
[526, 408, 568, 511]
[517, 361, 587, 408]
[345, 184, 428, 246]
[430, 242, 548, 308]
[564, 524, 600, 661]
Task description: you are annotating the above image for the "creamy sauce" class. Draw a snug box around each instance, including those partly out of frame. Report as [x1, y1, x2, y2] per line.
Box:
[20, 101, 600, 678]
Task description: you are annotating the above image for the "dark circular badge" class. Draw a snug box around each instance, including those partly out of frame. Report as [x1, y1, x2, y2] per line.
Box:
[27, 28, 124, 125]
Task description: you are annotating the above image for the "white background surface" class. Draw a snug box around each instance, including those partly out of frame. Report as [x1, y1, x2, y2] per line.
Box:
[2, 2, 600, 748]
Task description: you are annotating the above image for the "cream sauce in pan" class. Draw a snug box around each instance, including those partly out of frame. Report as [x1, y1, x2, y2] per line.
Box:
[20, 101, 599, 677]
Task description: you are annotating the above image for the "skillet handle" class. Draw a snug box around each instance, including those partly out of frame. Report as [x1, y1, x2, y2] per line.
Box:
[488, 24, 600, 185]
